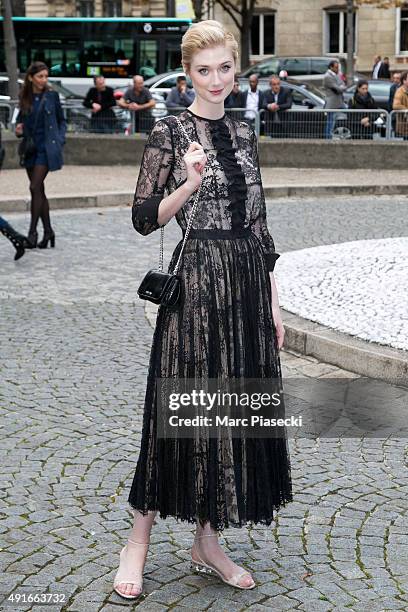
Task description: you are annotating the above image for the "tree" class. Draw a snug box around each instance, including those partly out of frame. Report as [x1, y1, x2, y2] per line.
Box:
[214, 0, 256, 69]
[1, 0, 19, 100]
[346, 0, 406, 84]
[191, 0, 204, 21]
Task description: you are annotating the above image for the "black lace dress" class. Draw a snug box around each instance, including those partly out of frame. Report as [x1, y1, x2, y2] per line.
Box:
[128, 108, 293, 530]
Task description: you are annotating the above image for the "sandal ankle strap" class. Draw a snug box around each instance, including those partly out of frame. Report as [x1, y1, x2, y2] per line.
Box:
[127, 538, 149, 547]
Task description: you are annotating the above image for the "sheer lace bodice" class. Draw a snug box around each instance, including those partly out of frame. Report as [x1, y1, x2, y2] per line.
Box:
[132, 109, 280, 271]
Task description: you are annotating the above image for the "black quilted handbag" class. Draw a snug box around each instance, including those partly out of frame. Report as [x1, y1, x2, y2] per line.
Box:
[137, 116, 207, 311]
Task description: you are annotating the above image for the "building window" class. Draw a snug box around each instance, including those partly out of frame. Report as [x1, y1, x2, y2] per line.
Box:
[103, 1, 122, 16]
[398, 7, 408, 53]
[78, 1, 94, 17]
[251, 13, 275, 56]
[325, 10, 356, 55]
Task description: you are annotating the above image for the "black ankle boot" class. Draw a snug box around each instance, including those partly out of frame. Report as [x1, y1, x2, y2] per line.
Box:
[25, 230, 38, 249]
[0, 222, 26, 260]
[38, 229, 55, 249]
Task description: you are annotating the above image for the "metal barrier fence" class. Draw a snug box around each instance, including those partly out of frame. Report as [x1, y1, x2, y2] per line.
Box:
[259, 108, 389, 140]
[389, 110, 408, 141]
[1, 100, 408, 141]
[0, 102, 16, 130]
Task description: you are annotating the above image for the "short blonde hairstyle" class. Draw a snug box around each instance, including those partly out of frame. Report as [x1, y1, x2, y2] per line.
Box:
[181, 20, 239, 73]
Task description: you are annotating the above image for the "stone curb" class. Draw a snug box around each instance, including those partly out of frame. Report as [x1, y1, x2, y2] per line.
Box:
[0, 191, 133, 214]
[144, 301, 408, 387]
[2, 183, 408, 214]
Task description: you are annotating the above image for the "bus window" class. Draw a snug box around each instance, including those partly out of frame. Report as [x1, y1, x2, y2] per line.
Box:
[165, 40, 182, 72]
[82, 22, 134, 77]
[138, 40, 158, 78]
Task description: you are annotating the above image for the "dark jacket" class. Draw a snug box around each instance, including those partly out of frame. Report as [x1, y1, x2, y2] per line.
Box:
[348, 91, 377, 111]
[0, 122, 5, 170]
[378, 63, 391, 79]
[347, 92, 378, 139]
[241, 88, 265, 111]
[263, 88, 293, 116]
[166, 86, 195, 108]
[17, 90, 66, 172]
[224, 90, 246, 109]
[83, 86, 116, 117]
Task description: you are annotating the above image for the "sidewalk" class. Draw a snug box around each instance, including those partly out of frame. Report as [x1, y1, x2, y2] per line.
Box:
[1, 166, 408, 213]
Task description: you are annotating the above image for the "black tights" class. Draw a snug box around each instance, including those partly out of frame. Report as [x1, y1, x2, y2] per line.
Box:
[26, 165, 51, 235]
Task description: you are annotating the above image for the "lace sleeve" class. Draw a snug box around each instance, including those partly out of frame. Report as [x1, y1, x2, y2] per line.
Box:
[132, 119, 174, 235]
[249, 127, 280, 272]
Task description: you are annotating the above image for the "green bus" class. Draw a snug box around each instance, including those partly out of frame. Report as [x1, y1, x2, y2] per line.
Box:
[0, 17, 192, 81]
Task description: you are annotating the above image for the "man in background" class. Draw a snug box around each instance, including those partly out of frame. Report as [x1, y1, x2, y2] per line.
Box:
[263, 75, 292, 137]
[378, 57, 391, 79]
[388, 72, 402, 111]
[224, 77, 245, 109]
[118, 75, 156, 133]
[393, 71, 408, 139]
[83, 76, 117, 133]
[166, 75, 195, 109]
[242, 74, 265, 128]
[322, 60, 347, 139]
[372, 55, 382, 79]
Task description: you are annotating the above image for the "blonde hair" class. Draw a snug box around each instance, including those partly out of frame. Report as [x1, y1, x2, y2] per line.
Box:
[181, 20, 239, 73]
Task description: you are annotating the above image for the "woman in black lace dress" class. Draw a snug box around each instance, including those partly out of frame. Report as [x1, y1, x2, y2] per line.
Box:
[114, 20, 293, 599]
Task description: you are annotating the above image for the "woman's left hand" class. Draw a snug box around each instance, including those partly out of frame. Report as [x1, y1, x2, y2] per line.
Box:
[272, 305, 285, 350]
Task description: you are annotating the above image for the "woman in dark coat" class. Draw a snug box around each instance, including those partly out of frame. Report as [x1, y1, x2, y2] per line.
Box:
[16, 62, 66, 248]
[347, 80, 378, 139]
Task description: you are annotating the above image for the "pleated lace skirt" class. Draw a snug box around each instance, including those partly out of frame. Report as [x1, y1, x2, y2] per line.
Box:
[128, 229, 293, 530]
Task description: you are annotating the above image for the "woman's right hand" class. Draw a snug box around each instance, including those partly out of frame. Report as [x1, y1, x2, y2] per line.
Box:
[183, 142, 207, 191]
[15, 123, 24, 137]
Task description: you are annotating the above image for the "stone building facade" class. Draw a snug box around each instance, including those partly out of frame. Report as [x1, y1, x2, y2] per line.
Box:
[23, 0, 408, 72]
[211, 0, 408, 72]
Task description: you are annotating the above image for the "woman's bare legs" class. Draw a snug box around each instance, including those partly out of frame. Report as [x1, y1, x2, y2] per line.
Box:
[192, 521, 255, 588]
[115, 510, 157, 598]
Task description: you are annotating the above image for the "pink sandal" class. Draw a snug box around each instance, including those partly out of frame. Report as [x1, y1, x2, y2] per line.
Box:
[191, 534, 256, 590]
[113, 538, 149, 600]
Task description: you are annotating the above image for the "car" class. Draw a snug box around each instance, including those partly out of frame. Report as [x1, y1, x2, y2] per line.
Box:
[143, 70, 193, 100]
[343, 79, 393, 110]
[239, 56, 348, 87]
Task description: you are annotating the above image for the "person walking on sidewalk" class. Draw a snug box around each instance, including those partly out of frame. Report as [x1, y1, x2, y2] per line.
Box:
[0, 123, 26, 260]
[113, 19, 293, 601]
[15, 62, 66, 249]
[0, 216, 26, 260]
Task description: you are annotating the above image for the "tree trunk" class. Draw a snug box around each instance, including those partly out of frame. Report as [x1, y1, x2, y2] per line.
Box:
[240, 10, 251, 70]
[346, 0, 355, 86]
[192, 0, 203, 20]
[1, 0, 20, 100]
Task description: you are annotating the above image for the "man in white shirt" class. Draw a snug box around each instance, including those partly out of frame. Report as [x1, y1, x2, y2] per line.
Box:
[372, 55, 382, 79]
[243, 75, 264, 125]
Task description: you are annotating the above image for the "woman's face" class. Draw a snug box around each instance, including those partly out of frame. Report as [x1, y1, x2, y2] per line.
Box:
[358, 84, 369, 96]
[187, 44, 235, 105]
[30, 69, 49, 91]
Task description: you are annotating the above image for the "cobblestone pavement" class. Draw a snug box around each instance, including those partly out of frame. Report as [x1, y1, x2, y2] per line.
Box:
[1, 197, 408, 611]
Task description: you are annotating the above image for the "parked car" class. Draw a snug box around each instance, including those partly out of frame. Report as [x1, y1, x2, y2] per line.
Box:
[143, 70, 193, 100]
[343, 79, 392, 110]
[239, 56, 348, 87]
